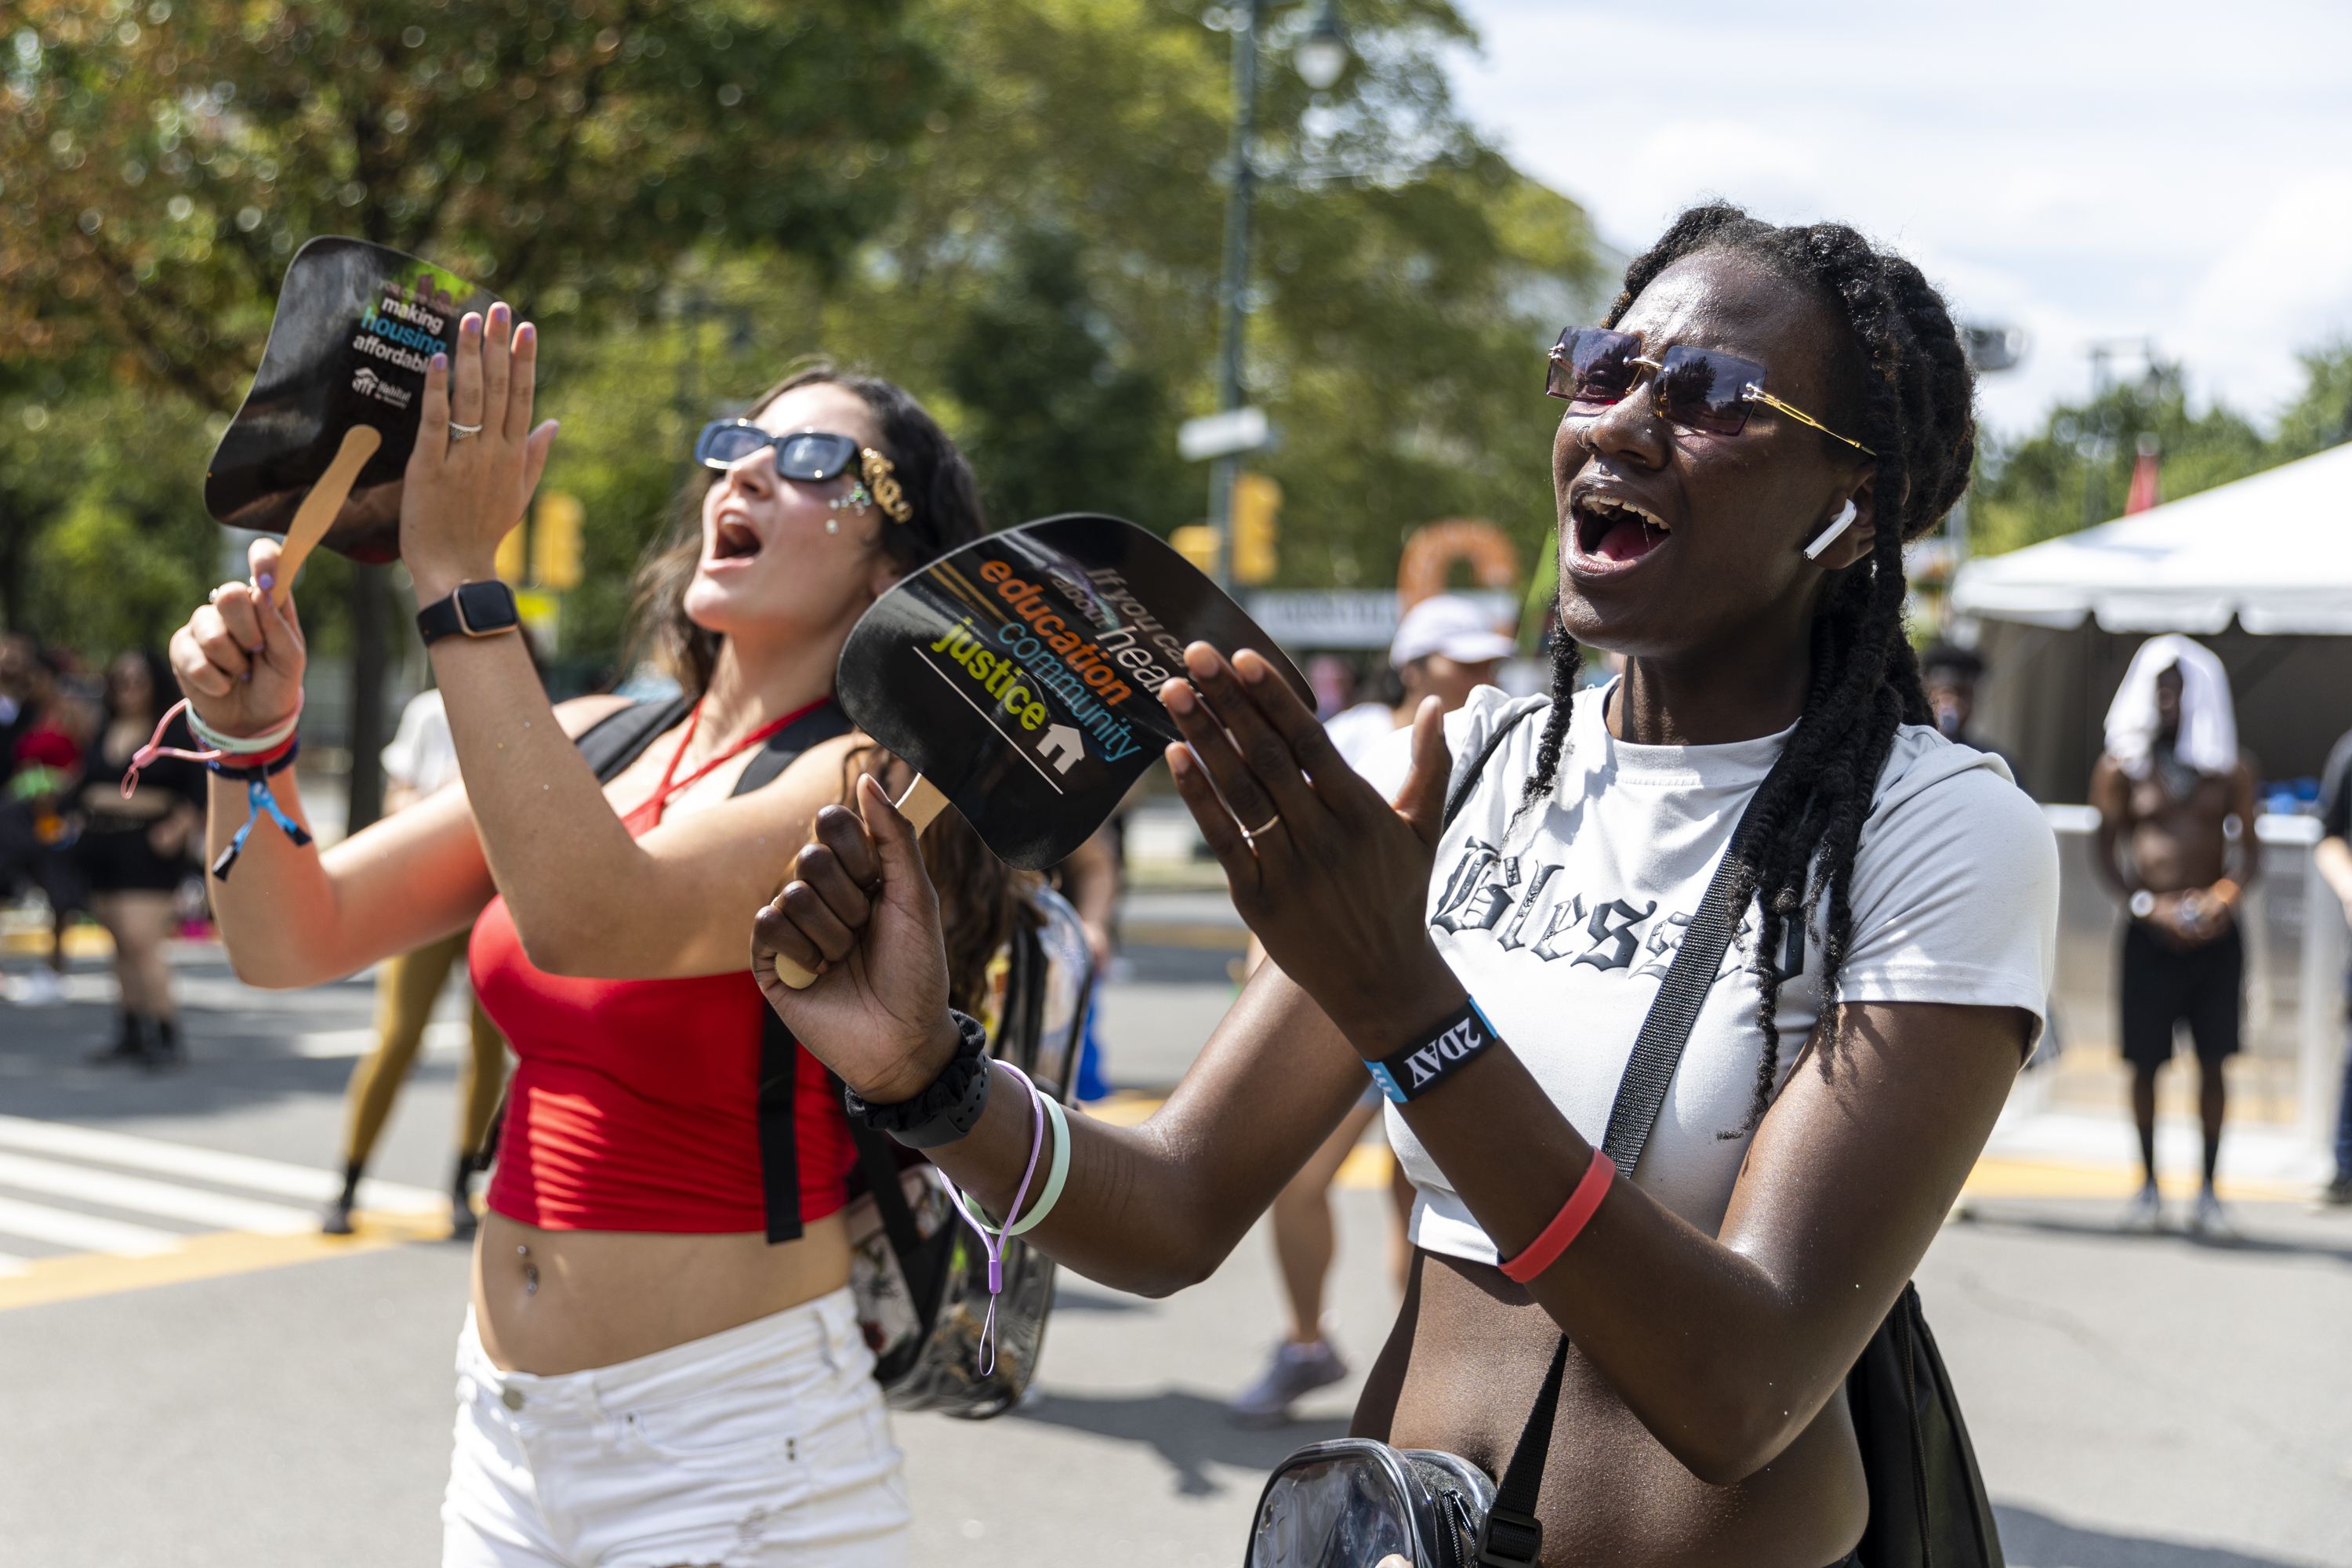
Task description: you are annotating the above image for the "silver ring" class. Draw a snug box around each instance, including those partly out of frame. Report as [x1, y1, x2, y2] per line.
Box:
[448, 420, 483, 441]
[1239, 814, 1283, 848]
[207, 586, 223, 604]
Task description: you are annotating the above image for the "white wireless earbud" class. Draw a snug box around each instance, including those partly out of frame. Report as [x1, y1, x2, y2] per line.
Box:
[1803, 499, 1860, 561]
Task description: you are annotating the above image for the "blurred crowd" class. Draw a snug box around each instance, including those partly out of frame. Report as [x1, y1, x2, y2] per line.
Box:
[0, 634, 207, 1066]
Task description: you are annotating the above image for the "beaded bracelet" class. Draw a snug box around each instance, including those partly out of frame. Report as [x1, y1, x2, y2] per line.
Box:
[206, 741, 313, 881]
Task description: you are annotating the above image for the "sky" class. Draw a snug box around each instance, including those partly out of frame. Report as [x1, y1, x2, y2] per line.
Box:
[1439, 0, 2352, 438]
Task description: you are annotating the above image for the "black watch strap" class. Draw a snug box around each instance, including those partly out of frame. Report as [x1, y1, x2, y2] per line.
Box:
[416, 580, 521, 646]
[843, 1011, 993, 1149]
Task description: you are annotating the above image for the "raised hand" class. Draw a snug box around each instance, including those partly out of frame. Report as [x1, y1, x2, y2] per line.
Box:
[751, 775, 963, 1103]
[1159, 643, 1465, 1059]
[169, 535, 307, 739]
[403, 303, 559, 601]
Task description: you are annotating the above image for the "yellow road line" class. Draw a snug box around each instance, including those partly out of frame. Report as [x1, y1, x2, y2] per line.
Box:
[1120, 922, 1251, 952]
[1960, 1156, 2304, 1204]
[0, 1210, 454, 1313]
[1082, 1097, 2312, 1204]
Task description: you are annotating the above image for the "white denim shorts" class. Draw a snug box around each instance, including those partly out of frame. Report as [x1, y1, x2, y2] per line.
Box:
[442, 1287, 909, 1567]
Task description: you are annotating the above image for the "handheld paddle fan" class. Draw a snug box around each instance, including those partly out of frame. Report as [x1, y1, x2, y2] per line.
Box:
[205, 237, 500, 601]
[776, 513, 1308, 987]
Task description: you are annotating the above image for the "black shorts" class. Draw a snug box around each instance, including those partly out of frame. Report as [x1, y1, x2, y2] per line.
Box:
[2119, 919, 2241, 1069]
[73, 823, 188, 895]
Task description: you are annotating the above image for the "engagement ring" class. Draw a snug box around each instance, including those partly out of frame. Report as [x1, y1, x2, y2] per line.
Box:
[448, 420, 484, 441]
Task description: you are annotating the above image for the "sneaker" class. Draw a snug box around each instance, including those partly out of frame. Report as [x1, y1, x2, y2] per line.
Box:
[2120, 1182, 2162, 1234]
[11, 968, 67, 1007]
[2193, 1188, 2238, 1243]
[1229, 1338, 1349, 1428]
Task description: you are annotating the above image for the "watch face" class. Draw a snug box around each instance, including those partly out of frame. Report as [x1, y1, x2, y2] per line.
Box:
[455, 581, 521, 634]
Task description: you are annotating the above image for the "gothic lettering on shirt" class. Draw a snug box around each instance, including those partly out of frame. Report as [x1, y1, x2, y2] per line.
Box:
[1429, 837, 1806, 983]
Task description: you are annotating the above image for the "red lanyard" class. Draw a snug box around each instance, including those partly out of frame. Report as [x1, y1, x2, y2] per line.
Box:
[625, 697, 829, 831]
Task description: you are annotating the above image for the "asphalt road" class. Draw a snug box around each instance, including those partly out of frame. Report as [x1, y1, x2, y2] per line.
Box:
[0, 943, 2347, 1566]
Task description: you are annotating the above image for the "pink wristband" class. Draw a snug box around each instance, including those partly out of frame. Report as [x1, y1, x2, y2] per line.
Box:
[1498, 1149, 1616, 1285]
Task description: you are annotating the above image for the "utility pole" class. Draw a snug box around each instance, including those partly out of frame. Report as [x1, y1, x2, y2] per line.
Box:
[1207, 0, 1263, 590]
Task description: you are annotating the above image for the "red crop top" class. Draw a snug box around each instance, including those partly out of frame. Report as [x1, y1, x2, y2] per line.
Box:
[470, 702, 856, 1236]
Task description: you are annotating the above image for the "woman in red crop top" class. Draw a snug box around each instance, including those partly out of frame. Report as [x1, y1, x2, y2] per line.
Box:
[167, 315, 1020, 1566]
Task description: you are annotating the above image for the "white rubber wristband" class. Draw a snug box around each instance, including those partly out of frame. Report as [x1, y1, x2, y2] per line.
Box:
[1004, 1092, 1072, 1237]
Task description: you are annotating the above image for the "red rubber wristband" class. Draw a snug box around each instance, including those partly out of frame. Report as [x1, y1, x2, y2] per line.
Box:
[1498, 1149, 1616, 1284]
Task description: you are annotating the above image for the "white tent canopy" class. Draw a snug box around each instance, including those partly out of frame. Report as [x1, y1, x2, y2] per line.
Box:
[1951, 441, 2352, 635]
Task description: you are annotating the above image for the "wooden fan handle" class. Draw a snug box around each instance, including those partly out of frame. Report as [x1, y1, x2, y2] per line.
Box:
[271, 423, 381, 607]
[771, 775, 951, 991]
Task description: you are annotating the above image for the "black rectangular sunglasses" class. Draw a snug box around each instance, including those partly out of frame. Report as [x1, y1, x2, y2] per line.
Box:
[694, 420, 864, 481]
[1546, 328, 1874, 456]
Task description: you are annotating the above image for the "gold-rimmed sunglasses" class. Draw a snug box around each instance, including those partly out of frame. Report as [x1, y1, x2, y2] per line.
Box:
[1546, 328, 1875, 457]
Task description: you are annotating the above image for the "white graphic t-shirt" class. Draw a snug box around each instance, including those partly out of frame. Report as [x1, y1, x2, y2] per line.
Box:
[1359, 682, 2058, 1265]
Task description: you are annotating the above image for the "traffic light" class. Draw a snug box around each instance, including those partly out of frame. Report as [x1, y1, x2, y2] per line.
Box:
[494, 520, 527, 584]
[1231, 470, 1280, 585]
[533, 492, 585, 590]
[1170, 524, 1218, 574]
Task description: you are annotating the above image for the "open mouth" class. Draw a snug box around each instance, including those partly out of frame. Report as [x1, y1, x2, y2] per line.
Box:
[1570, 492, 1671, 566]
[711, 518, 764, 562]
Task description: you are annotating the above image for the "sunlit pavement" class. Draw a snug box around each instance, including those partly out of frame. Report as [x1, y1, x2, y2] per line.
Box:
[0, 940, 2346, 1566]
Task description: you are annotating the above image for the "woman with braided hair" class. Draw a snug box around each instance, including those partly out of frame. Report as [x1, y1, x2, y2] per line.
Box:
[757, 205, 2058, 1566]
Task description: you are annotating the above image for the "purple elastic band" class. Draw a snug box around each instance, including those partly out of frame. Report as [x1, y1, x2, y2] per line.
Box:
[939, 1059, 1047, 1376]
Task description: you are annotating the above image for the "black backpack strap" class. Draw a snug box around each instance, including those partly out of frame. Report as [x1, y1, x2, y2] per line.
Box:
[1595, 747, 1789, 1173]
[731, 697, 857, 1243]
[1475, 1335, 1570, 1565]
[1474, 739, 1797, 1567]
[574, 696, 691, 783]
[1442, 698, 1550, 834]
[730, 702, 855, 798]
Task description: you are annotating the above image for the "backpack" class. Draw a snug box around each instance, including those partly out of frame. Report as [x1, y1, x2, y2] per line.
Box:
[575, 696, 1092, 1418]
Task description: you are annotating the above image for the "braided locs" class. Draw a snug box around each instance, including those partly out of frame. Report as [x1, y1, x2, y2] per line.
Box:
[1524, 204, 1975, 1131]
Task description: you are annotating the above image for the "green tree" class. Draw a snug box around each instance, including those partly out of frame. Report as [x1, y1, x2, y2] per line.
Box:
[2270, 339, 2352, 462]
[808, 0, 1602, 585]
[1971, 364, 2270, 557]
[2, 0, 946, 820]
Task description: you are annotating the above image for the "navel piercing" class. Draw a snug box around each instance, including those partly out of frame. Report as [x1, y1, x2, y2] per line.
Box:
[1804, 499, 1859, 561]
[517, 1243, 538, 1294]
[825, 519, 839, 535]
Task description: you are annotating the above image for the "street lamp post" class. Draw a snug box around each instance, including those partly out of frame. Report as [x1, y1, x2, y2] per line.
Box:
[1205, 1, 1345, 589]
[1207, 0, 1263, 590]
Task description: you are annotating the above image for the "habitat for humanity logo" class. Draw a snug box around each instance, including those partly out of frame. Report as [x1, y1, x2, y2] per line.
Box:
[351, 366, 412, 409]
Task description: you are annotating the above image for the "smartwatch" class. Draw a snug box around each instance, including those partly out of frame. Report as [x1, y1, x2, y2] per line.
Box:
[416, 580, 521, 646]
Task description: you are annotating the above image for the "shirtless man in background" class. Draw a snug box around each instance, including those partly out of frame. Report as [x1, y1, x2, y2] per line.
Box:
[2091, 636, 2259, 1239]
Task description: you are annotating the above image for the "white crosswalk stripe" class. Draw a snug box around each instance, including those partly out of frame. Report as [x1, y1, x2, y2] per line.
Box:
[0, 1152, 318, 1235]
[0, 1115, 441, 1214]
[0, 1194, 180, 1257]
[0, 1116, 448, 1267]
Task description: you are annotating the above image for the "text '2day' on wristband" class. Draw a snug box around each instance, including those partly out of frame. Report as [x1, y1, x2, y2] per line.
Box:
[1367, 996, 1500, 1104]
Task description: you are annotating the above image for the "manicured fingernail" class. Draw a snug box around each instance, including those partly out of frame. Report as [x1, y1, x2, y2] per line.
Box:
[489, 303, 509, 327]
[238, 670, 250, 683]
[516, 322, 534, 344]
[256, 573, 275, 590]
[1163, 681, 1196, 715]
[247, 644, 263, 655]
[430, 352, 446, 372]
[463, 313, 481, 335]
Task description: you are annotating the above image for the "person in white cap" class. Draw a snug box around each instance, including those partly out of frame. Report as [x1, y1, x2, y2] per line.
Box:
[1228, 593, 1515, 1426]
[1320, 595, 1519, 771]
